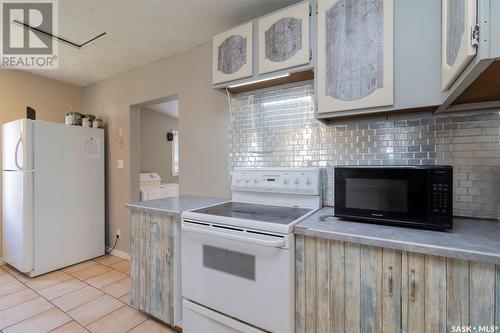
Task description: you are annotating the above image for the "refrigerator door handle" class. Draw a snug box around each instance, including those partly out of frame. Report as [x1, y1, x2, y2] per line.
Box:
[14, 132, 23, 170]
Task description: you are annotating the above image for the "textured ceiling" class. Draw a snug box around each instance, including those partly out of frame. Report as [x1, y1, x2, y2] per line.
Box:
[24, 0, 300, 86]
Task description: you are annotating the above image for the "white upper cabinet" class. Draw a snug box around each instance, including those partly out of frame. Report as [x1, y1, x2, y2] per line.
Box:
[441, 0, 477, 91]
[258, 2, 311, 75]
[438, 0, 500, 112]
[317, 0, 394, 114]
[212, 22, 253, 84]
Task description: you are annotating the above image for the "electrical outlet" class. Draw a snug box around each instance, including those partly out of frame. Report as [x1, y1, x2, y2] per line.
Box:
[117, 159, 124, 169]
[116, 229, 121, 238]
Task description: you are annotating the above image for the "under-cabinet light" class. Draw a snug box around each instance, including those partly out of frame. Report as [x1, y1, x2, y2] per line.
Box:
[262, 96, 312, 107]
[227, 73, 290, 89]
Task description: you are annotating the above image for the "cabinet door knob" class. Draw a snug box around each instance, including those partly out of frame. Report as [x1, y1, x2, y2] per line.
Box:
[388, 265, 393, 297]
[410, 269, 416, 302]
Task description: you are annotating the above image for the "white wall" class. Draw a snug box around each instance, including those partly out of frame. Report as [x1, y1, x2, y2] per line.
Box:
[82, 42, 231, 253]
[140, 107, 179, 184]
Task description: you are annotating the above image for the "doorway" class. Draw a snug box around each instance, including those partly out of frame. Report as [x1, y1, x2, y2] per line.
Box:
[129, 94, 180, 202]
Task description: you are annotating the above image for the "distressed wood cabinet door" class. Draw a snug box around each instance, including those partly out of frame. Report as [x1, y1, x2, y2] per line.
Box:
[402, 252, 425, 333]
[402, 253, 496, 333]
[149, 213, 175, 324]
[297, 236, 500, 333]
[446, 258, 470, 331]
[137, 211, 151, 314]
[130, 210, 139, 308]
[360, 245, 383, 333]
[403, 254, 454, 333]
[441, 0, 477, 90]
[130, 210, 176, 325]
[295, 236, 402, 333]
[382, 249, 402, 333]
[317, 0, 394, 114]
[258, 1, 310, 75]
[360, 246, 403, 333]
[469, 262, 496, 329]
[212, 22, 253, 84]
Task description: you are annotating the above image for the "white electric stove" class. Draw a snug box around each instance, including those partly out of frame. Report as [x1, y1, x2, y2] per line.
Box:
[181, 168, 321, 333]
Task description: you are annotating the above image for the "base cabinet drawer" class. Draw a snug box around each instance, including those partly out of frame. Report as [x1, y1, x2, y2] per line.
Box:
[130, 210, 177, 326]
[295, 235, 499, 333]
[183, 300, 265, 333]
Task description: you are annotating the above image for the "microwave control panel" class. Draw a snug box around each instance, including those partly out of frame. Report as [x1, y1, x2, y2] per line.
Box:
[430, 169, 453, 217]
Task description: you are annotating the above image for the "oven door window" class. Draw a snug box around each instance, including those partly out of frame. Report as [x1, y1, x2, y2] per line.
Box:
[335, 168, 428, 222]
[203, 245, 255, 280]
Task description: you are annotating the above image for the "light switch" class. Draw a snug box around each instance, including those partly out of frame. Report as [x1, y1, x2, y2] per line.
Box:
[117, 159, 124, 169]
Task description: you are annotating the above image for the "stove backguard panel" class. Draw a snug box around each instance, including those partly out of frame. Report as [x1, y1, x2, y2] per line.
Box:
[228, 83, 500, 220]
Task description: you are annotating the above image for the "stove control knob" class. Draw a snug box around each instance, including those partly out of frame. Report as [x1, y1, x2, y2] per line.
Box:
[254, 178, 259, 183]
[245, 178, 250, 183]
[295, 178, 300, 185]
[283, 178, 289, 184]
[306, 178, 312, 185]
[236, 178, 242, 183]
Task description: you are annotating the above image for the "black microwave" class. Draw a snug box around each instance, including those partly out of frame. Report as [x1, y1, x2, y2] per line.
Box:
[334, 166, 453, 230]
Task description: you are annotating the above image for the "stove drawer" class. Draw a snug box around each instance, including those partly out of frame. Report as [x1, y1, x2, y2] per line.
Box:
[181, 220, 294, 333]
[183, 300, 265, 333]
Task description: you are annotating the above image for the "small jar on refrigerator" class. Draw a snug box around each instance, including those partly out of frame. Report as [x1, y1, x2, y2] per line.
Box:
[82, 117, 93, 127]
[93, 119, 103, 128]
[65, 112, 82, 126]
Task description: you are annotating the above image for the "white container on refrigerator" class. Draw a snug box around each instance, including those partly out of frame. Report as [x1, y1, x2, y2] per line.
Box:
[2, 119, 105, 276]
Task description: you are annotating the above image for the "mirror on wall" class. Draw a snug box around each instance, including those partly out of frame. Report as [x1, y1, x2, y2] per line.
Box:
[137, 97, 180, 201]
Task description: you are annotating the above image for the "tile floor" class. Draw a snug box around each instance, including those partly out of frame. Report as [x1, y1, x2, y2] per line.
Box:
[0, 255, 176, 333]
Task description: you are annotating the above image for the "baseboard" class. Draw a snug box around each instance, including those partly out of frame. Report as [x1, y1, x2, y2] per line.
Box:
[105, 247, 131, 261]
[0, 257, 5, 266]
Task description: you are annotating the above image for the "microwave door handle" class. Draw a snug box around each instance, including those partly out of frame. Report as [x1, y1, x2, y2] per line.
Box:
[181, 225, 286, 248]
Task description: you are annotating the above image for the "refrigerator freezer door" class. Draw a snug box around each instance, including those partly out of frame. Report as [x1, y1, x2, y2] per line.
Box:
[32, 122, 105, 276]
[2, 171, 33, 272]
[2, 119, 33, 171]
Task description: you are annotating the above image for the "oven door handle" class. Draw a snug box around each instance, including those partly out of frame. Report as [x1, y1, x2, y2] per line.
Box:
[182, 225, 286, 248]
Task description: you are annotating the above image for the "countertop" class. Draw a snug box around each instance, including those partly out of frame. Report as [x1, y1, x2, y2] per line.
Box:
[295, 207, 500, 265]
[126, 195, 227, 217]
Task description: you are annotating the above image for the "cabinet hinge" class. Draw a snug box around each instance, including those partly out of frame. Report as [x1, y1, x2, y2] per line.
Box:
[471, 24, 480, 47]
[309, 3, 312, 16]
[315, 2, 318, 14]
[309, 49, 312, 60]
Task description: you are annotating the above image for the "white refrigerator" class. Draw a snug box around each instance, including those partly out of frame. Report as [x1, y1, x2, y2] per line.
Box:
[2, 119, 105, 276]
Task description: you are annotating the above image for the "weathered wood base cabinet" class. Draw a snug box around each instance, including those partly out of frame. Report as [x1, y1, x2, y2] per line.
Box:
[130, 210, 180, 326]
[296, 235, 500, 333]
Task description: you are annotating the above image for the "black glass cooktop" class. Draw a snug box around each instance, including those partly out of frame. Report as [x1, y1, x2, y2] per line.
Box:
[191, 202, 313, 225]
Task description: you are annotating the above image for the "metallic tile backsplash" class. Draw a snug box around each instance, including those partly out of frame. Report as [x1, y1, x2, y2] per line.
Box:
[228, 83, 500, 220]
